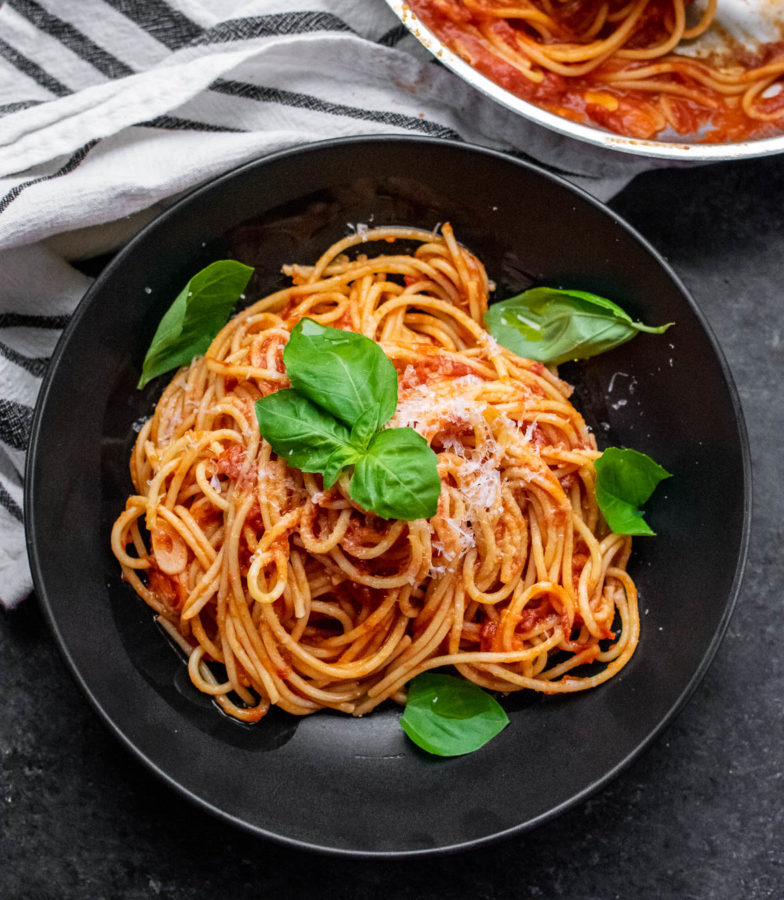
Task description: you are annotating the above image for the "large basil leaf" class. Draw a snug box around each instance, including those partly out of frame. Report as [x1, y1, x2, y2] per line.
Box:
[350, 427, 441, 521]
[595, 446, 671, 535]
[138, 259, 254, 388]
[485, 287, 672, 366]
[254, 390, 354, 474]
[283, 319, 398, 430]
[400, 673, 509, 756]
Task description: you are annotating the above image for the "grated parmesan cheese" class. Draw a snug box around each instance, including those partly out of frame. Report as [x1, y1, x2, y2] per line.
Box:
[389, 375, 485, 436]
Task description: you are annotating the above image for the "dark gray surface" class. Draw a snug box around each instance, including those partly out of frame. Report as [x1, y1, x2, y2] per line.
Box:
[2, 155, 782, 898]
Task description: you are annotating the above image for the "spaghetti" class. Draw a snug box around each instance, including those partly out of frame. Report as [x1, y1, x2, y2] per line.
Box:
[111, 225, 639, 724]
[406, 0, 784, 142]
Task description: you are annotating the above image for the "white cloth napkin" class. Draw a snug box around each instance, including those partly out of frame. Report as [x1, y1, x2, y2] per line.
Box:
[0, 0, 661, 608]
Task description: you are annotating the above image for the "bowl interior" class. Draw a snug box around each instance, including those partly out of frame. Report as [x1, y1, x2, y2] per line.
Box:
[27, 136, 749, 855]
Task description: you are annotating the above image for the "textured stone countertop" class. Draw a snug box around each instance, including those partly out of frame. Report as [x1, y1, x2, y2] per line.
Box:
[2, 155, 782, 899]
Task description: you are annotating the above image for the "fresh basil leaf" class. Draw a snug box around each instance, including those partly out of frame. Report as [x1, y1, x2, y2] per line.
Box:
[350, 427, 441, 521]
[138, 259, 254, 388]
[349, 404, 381, 451]
[254, 390, 353, 473]
[485, 287, 672, 366]
[595, 446, 671, 535]
[322, 444, 362, 489]
[283, 319, 398, 429]
[400, 673, 509, 757]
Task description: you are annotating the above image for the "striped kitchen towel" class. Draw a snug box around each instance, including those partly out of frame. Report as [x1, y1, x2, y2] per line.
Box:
[0, 0, 659, 608]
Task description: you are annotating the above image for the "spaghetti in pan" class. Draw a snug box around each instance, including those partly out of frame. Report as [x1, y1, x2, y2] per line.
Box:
[405, 0, 784, 142]
[110, 226, 642, 734]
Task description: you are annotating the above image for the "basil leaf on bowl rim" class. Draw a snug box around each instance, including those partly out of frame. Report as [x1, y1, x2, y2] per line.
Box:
[138, 259, 254, 388]
[595, 446, 672, 535]
[485, 287, 672, 366]
[400, 672, 509, 757]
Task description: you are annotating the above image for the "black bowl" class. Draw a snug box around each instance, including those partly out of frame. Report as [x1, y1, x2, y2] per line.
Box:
[25, 136, 750, 857]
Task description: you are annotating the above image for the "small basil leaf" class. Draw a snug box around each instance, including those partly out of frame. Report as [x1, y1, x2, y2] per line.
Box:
[349, 427, 441, 521]
[283, 319, 398, 429]
[138, 259, 254, 388]
[595, 446, 671, 535]
[485, 287, 672, 366]
[349, 404, 382, 451]
[255, 390, 353, 473]
[322, 444, 362, 489]
[400, 673, 509, 757]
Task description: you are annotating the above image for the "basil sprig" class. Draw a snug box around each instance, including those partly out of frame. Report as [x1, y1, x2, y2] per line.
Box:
[138, 260, 254, 388]
[400, 673, 509, 756]
[595, 447, 671, 535]
[485, 287, 672, 366]
[255, 319, 441, 521]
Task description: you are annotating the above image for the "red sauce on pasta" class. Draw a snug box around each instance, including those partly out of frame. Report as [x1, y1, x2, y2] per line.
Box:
[408, 0, 784, 142]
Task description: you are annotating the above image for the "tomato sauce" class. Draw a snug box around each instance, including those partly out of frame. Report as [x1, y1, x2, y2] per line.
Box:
[408, 0, 784, 142]
[215, 443, 258, 491]
[396, 348, 475, 388]
[148, 568, 188, 611]
[479, 601, 570, 651]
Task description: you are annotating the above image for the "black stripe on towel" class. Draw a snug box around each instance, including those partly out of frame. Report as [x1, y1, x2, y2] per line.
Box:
[7, 0, 134, 79]
[0, 398, 34, 452]
[211, 79, 461, 140]
[0, 342, 49, 379]
[137, 114, 244, 133]
[0, 139, 99, 215]
[377, 25, 410, 47]
[0, 100, 43, 117]
[0, 483, 23, 523]
[0, 313, 71, 330]
[0, 36, 71, 96]
[103, 0, 203, 50]
[191, 11, 353, 46]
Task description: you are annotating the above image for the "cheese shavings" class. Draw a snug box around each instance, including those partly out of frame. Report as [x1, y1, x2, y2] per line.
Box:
[390, 371, 548, 579]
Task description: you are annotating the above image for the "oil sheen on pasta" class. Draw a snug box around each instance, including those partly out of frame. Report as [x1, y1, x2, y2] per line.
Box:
[407, 0, 784, 142]
[111, 226, 639, 724]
